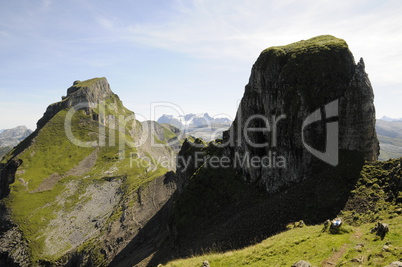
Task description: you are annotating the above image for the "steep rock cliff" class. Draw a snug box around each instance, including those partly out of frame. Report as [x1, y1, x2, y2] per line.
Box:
[226, 35, 379, 192]
[149, 36, 381, 265]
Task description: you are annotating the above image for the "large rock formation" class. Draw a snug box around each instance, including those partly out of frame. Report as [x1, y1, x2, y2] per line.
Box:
[0, 78, 182, 266]
[225, 35, 379, 192]
[37, 78, 113, 129]
[147, 36, 380, 266]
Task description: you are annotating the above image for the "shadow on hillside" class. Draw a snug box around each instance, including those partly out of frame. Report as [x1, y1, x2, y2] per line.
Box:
[108, 194, 176, 267]
[145, 150, 365, 266]
[109, 150, 365, 266]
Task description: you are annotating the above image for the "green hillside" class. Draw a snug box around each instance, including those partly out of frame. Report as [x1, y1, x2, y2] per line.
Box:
[165, 218, 402, 267]
[0, 78, 178, 264]
[163, 158, 402, 267]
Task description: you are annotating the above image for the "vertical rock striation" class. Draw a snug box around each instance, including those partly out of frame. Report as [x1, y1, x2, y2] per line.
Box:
[225, 35, 379, 193]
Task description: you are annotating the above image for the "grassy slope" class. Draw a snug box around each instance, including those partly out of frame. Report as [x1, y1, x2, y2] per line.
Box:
[165, 218, 402, 267]
[163, 158, 402, 267]
[0, 80, 170, 262]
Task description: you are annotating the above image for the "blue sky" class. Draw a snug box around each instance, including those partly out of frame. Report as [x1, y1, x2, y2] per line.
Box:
[1, 0, 401, 130]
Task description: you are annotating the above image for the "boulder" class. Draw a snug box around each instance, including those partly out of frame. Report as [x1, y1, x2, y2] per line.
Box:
[372, 222, 389, 239]
[291, 260, 311, 267]
[386, 261, 402, 267]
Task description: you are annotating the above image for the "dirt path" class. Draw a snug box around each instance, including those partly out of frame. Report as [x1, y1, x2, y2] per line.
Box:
[321, 243, 349, 266]
[321, 228, 364, 266]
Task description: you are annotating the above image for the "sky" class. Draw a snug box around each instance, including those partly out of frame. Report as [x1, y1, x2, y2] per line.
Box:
[0, 0, 401, 130]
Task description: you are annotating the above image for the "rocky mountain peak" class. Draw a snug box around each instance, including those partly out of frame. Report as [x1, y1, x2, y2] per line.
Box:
[64, 77, 112, 101]
[37, 77, 115, 129]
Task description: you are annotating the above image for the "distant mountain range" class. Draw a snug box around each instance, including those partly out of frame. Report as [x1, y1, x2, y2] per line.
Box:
[157, 113, 231, 128]
[157, 113, 232, 141]
[156, 114, 402, 159]
[379, 116, 402, 122]
[376, 118, 402, 160]
[2, 118, 400, 161]
[0, 126, 32, 159]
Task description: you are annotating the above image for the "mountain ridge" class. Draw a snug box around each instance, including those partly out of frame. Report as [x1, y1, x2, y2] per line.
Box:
[0, 78, 183, 266]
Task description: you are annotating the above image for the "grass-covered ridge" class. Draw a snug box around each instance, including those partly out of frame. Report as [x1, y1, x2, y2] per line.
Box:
[250, 34, 356, 115]
[0, 78, 176, 264]
[262, 35, 348, 55]
[163, 158, 402, 266]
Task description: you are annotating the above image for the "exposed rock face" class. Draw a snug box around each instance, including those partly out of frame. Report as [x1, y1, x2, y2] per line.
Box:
[225, 35, 379, 193]
[37, 77, 116, 129]
[0, 159, 22, 198]
[0, 78, 181, 266]
[0, 204, 30, 267]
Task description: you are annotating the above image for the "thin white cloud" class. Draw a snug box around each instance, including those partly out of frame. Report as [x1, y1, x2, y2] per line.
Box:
[1, 0, 401, 125]
[91, 0, 402, 118]
[96, 0, 401, 62]
[93, 0, 402, 87]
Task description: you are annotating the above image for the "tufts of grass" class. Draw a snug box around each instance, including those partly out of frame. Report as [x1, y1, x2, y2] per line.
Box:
[253, 35, 355, 111]
[71, 77, 106, 89]
[262, 35, 348, 55]
[164, 224, 351, 266]
[164, 157, 402, 267]
[164, 215, 402, 267]
[341, 158, 402, 225]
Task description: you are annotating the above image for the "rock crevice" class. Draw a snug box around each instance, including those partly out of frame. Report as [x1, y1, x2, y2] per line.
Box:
[225, 35, 379, 192]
